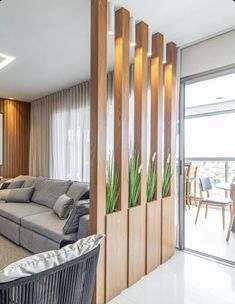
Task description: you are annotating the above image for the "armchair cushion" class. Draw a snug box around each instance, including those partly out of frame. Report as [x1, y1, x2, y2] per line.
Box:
[0, 234, 104, 283]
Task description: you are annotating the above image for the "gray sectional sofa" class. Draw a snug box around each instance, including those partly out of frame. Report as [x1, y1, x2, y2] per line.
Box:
[0, 176, 89, 253]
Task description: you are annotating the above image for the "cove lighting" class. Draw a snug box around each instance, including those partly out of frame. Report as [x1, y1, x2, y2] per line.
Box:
[163, 41, 167, 64]
[0, 53, 15, 71]
[130, 17, 136, 46]
[107, 2, 114, 35]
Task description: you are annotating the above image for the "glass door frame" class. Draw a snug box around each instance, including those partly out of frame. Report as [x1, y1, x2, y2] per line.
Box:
[178, 63, 235, 265]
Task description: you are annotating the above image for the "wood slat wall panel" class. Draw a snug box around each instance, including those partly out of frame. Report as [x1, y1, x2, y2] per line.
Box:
[0, 98, 30, 178]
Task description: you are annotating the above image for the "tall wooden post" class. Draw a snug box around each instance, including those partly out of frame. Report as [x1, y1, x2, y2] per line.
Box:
[105, 7, 130, 302]
[128, 21, 148, 286]
[146, 32, 164, 273]
[90, 0, 107, 303]
[162, 42, 177, 263]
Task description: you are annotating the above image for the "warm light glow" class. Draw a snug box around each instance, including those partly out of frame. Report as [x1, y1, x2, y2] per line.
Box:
[9, 97, 14, 100]
[107, 2, 114, 36]
[163, 40, 167, 63]
[0, 53, 15, 71]
[130, 17, 136, 47]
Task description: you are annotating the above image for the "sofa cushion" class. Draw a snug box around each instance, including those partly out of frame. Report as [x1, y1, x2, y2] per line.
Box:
[14, 175, 33, 181]
[0, 203, 50, 224]
[21, 212, 78, 243]
[66, 182, 89, 202]
[53, 194, 74, 219]
[0, 216, 20, 245]
[8, 180, 25, 189]
[31, 178, 72, 208]
[24, 177, 37, 188]
[6, 187, 35, 203]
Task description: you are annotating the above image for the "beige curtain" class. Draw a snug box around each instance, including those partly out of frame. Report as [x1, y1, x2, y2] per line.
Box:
[29, 76, 115, 182]
[29, 97, 52, 177]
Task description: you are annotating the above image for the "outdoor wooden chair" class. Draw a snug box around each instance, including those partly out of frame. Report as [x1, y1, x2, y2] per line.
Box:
[195, 177, 232, 229]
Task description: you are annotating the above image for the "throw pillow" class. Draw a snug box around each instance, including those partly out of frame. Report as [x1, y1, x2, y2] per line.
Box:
[8, 180, 25, 189]
[53, 194, 74, 219]
[63, 201, 89, 234]
[0, 234, 104, 283]
[6, 187, 35, 203]
[80, 190, 90, 200]
[0, 182, 11, 190]
[66, 182, 89, 202]
[0, 189, 11, 201]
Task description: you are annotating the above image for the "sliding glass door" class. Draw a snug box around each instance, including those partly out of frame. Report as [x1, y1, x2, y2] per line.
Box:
[179, 66, 235, 264]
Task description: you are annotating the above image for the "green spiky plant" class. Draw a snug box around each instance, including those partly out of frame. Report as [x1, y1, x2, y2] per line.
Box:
[129, 150, 141, 208]
[106, 156, 119, 214]
[162, 153, 173, 198]
[147, 152, 157, 202]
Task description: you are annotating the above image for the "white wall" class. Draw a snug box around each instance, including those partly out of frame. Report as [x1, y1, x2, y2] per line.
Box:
[181, 29, 235, 78]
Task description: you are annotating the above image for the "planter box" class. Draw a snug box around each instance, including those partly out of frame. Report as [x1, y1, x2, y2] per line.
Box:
[128, 205, 146, 286]
[146, 199, 162, 273]
[161, 196, 175, 263]
[106, 211, 128, 302]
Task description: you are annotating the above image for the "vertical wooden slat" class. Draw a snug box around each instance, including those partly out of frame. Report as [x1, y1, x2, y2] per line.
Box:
[151, 33, 164, 202]
[162, 42, 177, 263]
[164, 43, 177, 164]
[114, 9, 129, 211]
[146, 32, 164, 273]
[0, 98, 30, 178]
[134, 22, 148, 204]
[90, 0, 107, 303]
[106, 7, 129, 302]
[128, 21, 148, 287]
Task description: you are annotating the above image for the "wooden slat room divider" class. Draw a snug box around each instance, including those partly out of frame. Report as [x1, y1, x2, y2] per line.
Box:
[90, 1, 177, 302]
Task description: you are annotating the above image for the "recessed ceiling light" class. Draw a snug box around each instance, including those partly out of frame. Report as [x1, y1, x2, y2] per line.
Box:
[9, 97, 14, 100]
[0, 53, 15, 71]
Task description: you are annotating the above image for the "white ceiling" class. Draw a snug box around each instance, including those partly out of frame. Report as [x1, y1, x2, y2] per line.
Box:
[0, 0, 234, 101]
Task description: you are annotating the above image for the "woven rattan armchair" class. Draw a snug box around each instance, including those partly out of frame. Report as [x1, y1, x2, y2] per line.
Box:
[0, 246, 100, 304]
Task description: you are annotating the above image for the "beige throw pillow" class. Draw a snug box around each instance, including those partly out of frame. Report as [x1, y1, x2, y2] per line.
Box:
[6, 187, 35, 203]
[0, 234, 104, 283]
[53, 194, 74, 219]
[0, 189, 11, 201]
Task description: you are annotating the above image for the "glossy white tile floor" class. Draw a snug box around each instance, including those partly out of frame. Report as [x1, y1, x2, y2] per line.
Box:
[108, 252, 235, 304]
[185, 205, 235, 262]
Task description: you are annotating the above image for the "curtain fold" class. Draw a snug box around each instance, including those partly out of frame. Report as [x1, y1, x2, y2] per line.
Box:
[30, 75, 115, 182]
